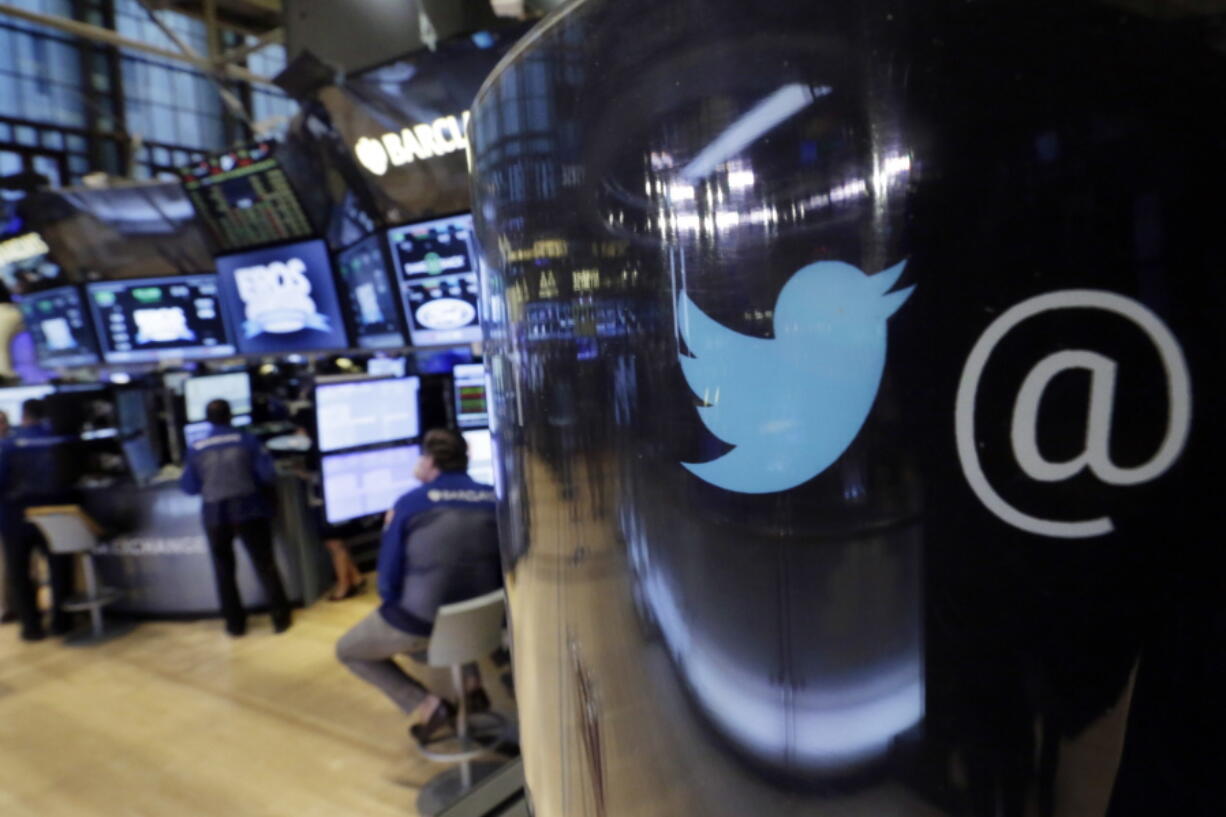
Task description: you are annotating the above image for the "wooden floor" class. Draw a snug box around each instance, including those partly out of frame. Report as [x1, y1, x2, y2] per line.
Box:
[0, 587, 487, 817]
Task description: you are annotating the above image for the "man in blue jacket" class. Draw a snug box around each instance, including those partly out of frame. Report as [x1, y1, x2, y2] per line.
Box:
[181, 398, 291, 636]
[336, 428, 502, 745]
[0, 399, 75, 641]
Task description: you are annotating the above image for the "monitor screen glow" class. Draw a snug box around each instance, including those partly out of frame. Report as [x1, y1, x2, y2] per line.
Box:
[86, 274, 236, 364]
[335, 233, 407, 349]
[178, 141, 314, 252]
[462, 428, 494, 486]
[367, 356, 407, 378]
[322, 444, 421, 525]
[386, 213, 482, 347]
[184, 372, 253, 422]
[0, 231, 64, 295]
[453, 363, 488, 428]
[14, 286, 101, 368]
[314, 376, 420, 453]
[0, 385, 55, 425]
[215, 239, 350, 355]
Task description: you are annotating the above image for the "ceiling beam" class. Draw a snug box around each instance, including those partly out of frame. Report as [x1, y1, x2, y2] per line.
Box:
[216, 25, 283, 66]
[133, 0, 254, 126]
[0, 2, 275, 86]
[164, 0, 280, 38]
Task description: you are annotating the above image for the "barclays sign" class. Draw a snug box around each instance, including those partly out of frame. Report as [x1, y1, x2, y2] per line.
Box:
[352, 111, 471, 176]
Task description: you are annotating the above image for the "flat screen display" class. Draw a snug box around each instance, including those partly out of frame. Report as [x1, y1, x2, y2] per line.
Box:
[322, 444, 421, 525]
[14, 285, 101, 367]
[122, 435, 160, 484]
[386, 213, 482, 347]
[184, 372, 252, 422]
[114, 389, 149, 435]
[215, 239, 350, 355]
[335, 233, 406, 349]
[0, 385, 55, 425]
[463, 428, 494, 486]
[178, 141, 314, 252]
[367, 356, 407, 378]
[453, 363, 488, 428]
[314, 376, 420, 453]
[0, 231, 64, 296]
[86, 274, 236, 364]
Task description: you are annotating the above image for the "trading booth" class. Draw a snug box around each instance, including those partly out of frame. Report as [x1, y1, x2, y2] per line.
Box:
[0, 126, 495, 619]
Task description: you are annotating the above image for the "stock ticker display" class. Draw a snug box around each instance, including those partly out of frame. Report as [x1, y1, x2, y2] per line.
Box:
[178, 141, 314, 252]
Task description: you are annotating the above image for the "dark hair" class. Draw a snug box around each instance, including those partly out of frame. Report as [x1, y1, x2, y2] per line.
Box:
[423, 428, 468, 472]
[21, 398, 46, 422]
[205, 399, 232, 426]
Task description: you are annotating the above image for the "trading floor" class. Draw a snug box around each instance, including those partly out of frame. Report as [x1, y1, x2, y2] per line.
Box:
[0, 588, 512, 817]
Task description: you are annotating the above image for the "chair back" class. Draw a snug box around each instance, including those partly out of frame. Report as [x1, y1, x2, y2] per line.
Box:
[25, 505, 101, 555]
[426, 589, 506, 667]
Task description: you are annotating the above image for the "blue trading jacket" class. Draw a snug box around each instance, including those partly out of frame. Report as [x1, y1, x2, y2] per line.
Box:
[377, 471, 502, 636]
[180, 424, 276, 527]
[0, 422, 72, 526]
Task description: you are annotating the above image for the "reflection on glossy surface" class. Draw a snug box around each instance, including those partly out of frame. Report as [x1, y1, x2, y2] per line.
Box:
[470, 1, 1226, 815]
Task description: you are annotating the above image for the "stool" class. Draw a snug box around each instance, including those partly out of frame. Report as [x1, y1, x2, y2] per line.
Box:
[25, 505, 127, 645]
[416, 588, 511, 816]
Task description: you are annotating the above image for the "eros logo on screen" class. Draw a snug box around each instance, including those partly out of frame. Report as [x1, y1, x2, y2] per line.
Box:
[233, 258, 331, 337]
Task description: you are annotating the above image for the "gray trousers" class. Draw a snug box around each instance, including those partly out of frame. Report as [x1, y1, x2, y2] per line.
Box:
[336, 609, 434, 715]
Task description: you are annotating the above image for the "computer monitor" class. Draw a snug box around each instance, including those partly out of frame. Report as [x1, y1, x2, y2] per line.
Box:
[161, 371, 192, 395]
[386, 213, 483, 347]
[463, 428, 494, 486]
[0, 231, 65, 296]
[178, 140, 314, 252]
[0, 385, 55, 425]
[114, 389, 150, 435]
[314, 376, 420, 453]
[122, 434, 161, 484]
[215, 238, 350, 355]
[453, 363, 488, 429]
[184, 371, 253, 422]
[86, 274, 236, 364]
[321, 444, 422, 525]
[335, 233, 407, 349]
[367, 356, 407, 378]
[13, 285, 101, 368]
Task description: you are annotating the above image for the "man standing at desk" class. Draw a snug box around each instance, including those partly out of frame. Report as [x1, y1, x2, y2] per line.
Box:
[336, 429, 502, 745]
[0, 399, 75, 641]
[181, 398, 292, 636]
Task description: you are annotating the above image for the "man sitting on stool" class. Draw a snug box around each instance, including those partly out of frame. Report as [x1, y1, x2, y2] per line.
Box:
[180, 398, 292, 636]
[337, 428, 502, 745]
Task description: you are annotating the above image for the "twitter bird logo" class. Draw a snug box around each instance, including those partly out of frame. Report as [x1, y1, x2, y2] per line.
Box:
[678, 260, 914, 494]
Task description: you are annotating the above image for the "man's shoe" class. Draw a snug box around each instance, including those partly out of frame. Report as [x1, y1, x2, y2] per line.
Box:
[465, 688, 491, 714]
[226, 623, 247, 637]
[0, 611, 18, 625]
[272, 614, 292, 634]
[20, 627, 45, 642]
[50, 618, 74, 637]
[410, 700, 455, 747]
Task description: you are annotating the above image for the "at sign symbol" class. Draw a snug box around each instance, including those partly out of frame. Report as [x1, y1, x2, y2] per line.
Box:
[955, 289, 1192, 539]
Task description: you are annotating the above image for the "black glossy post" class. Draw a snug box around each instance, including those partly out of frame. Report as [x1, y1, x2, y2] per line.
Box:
[469, 2, 1226, 815]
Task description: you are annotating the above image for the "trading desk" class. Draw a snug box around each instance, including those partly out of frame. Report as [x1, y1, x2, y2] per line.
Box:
[82, 471, 329, 616]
